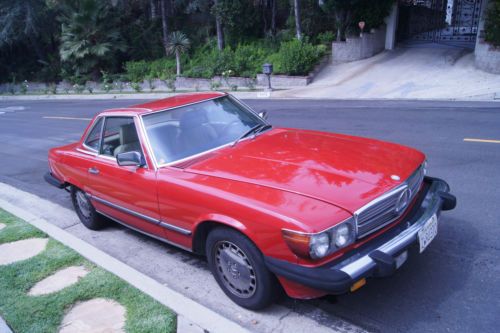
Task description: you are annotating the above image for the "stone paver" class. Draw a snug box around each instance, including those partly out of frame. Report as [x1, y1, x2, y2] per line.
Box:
[28, 266, 89, 296]
[0, 222, 5, 231]
[0, 238, 48, 265]
[59, 298, 126, 333]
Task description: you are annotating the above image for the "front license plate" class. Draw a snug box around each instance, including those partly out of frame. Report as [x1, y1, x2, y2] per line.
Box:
[418, 214, 438, 253]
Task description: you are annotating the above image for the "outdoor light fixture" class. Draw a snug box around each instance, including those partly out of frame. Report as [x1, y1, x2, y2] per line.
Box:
[262, 63, 273, 91]
[358, 21, 365, 37]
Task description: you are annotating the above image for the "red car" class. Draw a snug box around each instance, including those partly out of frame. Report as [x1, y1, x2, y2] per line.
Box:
[45, 92, 456, 309]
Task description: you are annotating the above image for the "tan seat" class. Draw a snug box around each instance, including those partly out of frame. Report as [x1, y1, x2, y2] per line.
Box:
[113, 123, 141, 156]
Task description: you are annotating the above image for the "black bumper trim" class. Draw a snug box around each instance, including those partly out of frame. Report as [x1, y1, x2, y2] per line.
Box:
[44, 172, 66, 189]
[265, 177, 456, 294]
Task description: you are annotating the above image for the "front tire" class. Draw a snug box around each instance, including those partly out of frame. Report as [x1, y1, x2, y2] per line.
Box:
[206, 227, 279, 310]
[71, 186, 106, 230]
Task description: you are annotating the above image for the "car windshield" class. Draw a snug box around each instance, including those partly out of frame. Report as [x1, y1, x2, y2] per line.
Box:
[142, 96, 265, 165]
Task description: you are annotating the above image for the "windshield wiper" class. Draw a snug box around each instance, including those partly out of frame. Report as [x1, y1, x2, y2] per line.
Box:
[256, 124, 272, 134]
[232, 124, 265, 147]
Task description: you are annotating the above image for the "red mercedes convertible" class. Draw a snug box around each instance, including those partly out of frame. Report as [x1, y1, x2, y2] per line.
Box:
[45, 92, 456, 309]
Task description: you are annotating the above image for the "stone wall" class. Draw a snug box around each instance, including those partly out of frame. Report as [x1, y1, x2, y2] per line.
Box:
[332, 26, 387, 63]
[475, 39, 500, 74]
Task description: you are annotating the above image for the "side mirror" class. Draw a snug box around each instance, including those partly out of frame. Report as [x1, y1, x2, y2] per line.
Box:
[116, 151, 145, 167]
[258, 110, 268, 120]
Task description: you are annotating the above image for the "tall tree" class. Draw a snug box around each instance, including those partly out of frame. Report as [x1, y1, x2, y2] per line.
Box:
[150, 0, 157, 19]
[213, 0, 225, 50]
[293, 0, 302, 40]
[0, 0, 51, 61]
[160, 0, 170, 55]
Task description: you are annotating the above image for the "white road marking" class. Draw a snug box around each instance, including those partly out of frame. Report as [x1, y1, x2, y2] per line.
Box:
[464, 138, 500, 144]
[0, 106, 26, 112]
[43, 116, 92, 121]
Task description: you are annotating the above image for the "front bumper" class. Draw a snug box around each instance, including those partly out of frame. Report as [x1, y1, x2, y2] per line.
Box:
[265, 176, 456, 294]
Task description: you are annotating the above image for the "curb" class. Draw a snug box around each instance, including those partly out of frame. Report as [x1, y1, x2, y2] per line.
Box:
[0, 91, 272, 101]
[0, 185, 250, 333]
[0, 315, 13, 333]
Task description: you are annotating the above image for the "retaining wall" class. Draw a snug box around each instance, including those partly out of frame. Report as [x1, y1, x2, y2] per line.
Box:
[332, 26, 387, 63]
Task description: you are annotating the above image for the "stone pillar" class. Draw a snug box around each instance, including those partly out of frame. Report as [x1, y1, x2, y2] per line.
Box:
[385, 2, 399, 50]
[475, 0, 490, 50]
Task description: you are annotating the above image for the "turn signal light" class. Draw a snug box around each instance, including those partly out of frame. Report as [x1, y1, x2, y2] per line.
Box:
[350, 278, 366, 292]
[282, 229, 311, 259]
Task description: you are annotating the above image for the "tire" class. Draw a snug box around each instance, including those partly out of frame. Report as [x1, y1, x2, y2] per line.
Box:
[71, 186, 106, 230]
[206, 227, 279, 310]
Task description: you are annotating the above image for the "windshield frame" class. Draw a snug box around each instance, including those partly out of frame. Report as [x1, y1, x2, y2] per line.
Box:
[139, 94, 269, 169]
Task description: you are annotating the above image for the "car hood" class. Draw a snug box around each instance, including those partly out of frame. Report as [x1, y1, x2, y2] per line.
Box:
[181, 128, 425, 213]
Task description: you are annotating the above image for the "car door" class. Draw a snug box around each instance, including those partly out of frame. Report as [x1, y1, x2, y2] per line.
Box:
[85, 115, 164, 237]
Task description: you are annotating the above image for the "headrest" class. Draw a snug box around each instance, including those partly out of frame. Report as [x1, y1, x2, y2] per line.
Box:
[119, 123, 138, 145]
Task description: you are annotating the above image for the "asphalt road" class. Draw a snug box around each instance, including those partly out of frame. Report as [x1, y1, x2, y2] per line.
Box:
[0, 98, 499, 333]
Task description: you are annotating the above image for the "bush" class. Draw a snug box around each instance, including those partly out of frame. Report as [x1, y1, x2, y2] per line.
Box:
[268, 40, 325, 76]
[124, 58, 176, 82]
[316, 31, 336, 45]
[485, 0, 500, 47]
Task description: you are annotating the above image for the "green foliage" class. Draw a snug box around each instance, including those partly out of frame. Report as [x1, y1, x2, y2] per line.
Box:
[0, 209, 176, 333]
[268, 39, 325, 75]
[316, 31, 336, 45]
[125, 58, 176, 82]
[59, 0, 126, 79]
[131, 82, 142, 92]
[485, 0, 500, 47]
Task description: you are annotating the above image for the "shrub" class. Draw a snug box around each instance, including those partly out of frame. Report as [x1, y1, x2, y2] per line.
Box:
[316, 31, 336, 45]
[131, 82, 142, 92]
[485, 0, 500, 47]
[268, 40, 325, 76]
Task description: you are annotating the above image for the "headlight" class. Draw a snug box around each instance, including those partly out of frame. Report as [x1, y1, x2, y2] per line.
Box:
[282, 217, 356, 260]
[333, 223, 354, 248]
[310, 232, 330, 258]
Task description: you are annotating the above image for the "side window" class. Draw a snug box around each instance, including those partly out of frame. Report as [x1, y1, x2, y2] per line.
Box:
[84, 117, 103, 151]
[100, 117, 141, 157]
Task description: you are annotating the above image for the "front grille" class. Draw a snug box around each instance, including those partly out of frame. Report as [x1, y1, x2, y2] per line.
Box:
[356, 165, 424, 238]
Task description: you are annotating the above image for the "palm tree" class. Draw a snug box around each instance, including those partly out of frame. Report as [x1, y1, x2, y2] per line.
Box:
[59, 0, 126, 79]
[166, 31, 190, 76]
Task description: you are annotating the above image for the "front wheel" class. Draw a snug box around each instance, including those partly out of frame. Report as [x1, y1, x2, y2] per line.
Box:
[206, 227, 279, 310]
[71, 186, 106, 230]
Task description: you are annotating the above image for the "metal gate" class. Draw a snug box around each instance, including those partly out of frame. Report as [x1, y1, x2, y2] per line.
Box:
[398, 0, 483, 48]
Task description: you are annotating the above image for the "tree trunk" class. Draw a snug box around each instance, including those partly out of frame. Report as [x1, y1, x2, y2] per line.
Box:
[293, 0, 302, 40]
[175, 50, 181, 76]
[150, 0, 157, 19]
[214, 0, 225, 50]
[271, 0, 277, 36]
[160, 0, 169, 55]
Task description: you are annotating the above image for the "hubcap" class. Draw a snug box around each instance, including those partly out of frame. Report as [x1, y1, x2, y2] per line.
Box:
[76, 191, 91, 219]
[214, 241, 257, 298]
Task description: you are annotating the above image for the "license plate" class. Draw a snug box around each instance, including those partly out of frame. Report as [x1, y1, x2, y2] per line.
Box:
[418, 214, 438, 253]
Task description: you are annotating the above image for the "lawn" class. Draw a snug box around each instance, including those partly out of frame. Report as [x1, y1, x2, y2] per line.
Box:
[0, 209, 176, 333]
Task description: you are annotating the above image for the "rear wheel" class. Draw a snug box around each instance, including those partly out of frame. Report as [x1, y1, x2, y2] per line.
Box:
[71, 186, 106, 230]
[206, 227, 279, 310]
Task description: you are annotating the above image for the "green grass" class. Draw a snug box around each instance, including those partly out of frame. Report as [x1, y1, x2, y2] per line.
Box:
[0, 209, 176, 333]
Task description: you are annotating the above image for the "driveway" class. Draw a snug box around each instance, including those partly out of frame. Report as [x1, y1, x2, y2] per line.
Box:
[276, 45, 500, 100]
[0, 99, 499, 333]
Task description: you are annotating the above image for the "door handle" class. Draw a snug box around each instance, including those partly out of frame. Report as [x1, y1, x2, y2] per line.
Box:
[88, 167, 100, 175]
